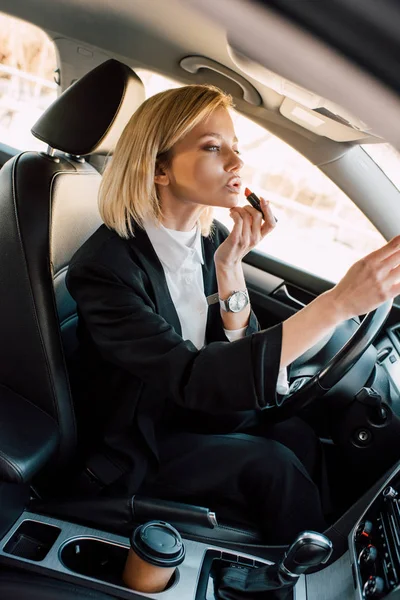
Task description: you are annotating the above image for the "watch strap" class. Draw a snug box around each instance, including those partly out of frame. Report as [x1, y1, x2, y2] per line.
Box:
[219, 297, 230, 312]
[206, 292, 220, 306]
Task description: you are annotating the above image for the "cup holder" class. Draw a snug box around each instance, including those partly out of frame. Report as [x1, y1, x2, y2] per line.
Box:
[60, 538, 129, 587]
[60, 537, 178, 592]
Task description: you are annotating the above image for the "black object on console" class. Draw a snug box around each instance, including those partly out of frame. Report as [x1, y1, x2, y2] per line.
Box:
[32, 494, 217, 538]
[214, 562, 294, 600]
[132, 494, 217, 528]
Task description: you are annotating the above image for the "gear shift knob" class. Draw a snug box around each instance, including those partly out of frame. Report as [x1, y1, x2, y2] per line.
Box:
[279, 531, 333, 579]
[214, 531, 333, 599]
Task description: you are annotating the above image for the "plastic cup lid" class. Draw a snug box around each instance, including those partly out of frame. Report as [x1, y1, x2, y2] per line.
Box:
[131, 521, 185, 568]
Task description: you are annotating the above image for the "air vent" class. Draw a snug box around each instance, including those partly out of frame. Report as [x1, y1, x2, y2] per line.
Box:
[378, 500, 400, 589]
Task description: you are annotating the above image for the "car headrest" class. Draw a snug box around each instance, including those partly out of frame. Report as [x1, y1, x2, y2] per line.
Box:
[31, 59, 145, 156]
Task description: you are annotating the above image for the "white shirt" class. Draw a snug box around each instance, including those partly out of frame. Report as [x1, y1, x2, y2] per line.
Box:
[143, 219, 289, 395]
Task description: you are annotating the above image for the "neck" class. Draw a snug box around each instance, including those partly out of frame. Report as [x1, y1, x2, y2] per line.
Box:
[159, 190, 204, 231]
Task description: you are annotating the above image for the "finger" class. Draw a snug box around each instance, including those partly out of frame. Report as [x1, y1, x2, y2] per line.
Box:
[370, 234, 400, 263]
[235, 207, 253, 247]
[260, 198, 277, 235]
[381, 246, 400, 272]
[241, 204, 263, 236]
[242, 205, 264, 245]
[242, 203, 263, 221]
[242, 204, 263, 221]
[387, 262, 400, 287]
[229, 209, 244, 245]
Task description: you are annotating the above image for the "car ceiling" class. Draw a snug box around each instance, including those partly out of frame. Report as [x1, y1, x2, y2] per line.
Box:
[192, 0, 400, 150]
[0, 0, 378, 167]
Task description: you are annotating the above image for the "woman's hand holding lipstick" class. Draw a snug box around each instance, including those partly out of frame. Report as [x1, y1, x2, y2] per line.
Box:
[245, 187, 278, 223]
[214, 189, 277, 267]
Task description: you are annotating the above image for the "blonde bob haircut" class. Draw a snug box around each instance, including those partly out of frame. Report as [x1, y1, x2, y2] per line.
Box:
[99, 84, 234, 239]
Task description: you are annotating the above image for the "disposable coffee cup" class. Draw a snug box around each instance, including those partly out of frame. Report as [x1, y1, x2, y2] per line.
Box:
[122, 520, 185, 593]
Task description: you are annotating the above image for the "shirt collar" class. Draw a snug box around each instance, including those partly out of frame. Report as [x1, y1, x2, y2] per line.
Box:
[143, 218, 204, 273]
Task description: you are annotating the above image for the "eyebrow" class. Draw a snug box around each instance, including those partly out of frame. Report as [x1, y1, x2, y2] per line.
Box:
[199, 132, 239, 143]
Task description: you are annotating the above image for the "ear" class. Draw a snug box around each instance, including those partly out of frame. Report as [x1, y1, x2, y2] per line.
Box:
[154, 161, 170, 186]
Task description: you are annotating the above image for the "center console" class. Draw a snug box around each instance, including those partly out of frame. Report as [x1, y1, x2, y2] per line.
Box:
[0, 510, 307, 600]
[6, 462, 400, 599]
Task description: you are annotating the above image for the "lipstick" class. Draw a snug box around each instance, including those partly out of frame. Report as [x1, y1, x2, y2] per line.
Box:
[244, 188, 278, 222]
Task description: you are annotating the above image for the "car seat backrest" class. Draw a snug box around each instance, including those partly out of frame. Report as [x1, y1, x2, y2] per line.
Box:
[0, 60, 145, 473]
[51, 166, 102, 358]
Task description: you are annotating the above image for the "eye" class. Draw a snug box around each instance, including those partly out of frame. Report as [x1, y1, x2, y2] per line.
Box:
[234, 149, 241, 155]
[203, 145, 221, 152]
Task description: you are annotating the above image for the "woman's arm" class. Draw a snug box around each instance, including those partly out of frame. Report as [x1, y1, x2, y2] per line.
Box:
[214, 198, 400, 369]
[280, 236, 400, 368]
[280, 291, 341, 368]
[215, 197, 276, 331]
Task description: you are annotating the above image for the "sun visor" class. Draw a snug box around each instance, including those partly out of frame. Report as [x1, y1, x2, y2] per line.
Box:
[227, 42, 381, 142]
[279, 98, 373, 142]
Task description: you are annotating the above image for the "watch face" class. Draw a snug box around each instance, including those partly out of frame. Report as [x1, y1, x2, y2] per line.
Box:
[228, 291, 248, 313]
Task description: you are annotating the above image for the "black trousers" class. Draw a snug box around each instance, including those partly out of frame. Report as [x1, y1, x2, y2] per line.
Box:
[141, 415, 328, 544]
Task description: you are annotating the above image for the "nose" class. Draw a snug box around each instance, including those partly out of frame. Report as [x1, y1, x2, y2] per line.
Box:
[226, 149, 244, 173]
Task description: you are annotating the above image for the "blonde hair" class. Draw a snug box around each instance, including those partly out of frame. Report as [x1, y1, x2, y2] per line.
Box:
[99, 84, 233, 238]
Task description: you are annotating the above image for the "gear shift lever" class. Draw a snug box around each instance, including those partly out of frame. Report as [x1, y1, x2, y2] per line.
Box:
[214, 531, 333, 599]
[279, 531, 333, 580]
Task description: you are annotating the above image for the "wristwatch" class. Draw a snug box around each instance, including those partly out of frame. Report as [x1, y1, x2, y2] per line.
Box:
[219, 289, 249, 313]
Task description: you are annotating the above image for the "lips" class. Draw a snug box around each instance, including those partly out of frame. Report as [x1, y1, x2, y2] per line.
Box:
[225, 177, 242, 193]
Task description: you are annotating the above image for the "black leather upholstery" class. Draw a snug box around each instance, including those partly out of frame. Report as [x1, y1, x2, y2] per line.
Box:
[0, 153, 80, 470]
[32, 494, 264, 545]
[0, 60, 145, 475]
[32, 59, 144, 155]
[0, 386, 59, 484]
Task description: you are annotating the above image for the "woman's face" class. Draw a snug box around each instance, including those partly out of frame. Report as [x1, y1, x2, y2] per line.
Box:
[157, 107, 244, 209]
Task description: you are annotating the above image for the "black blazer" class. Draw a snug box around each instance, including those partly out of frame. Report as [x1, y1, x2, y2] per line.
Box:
[66, 220, 282, 494]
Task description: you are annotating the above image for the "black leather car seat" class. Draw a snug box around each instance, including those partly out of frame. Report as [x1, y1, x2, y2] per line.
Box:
[0, 59, 265, 545]
[0, 59, 144, 479]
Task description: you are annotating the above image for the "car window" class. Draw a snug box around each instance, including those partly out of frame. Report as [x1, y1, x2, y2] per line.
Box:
[0, 12, 57, 150]
[216, 113, 386, 283]
[137, 70, 386, 283]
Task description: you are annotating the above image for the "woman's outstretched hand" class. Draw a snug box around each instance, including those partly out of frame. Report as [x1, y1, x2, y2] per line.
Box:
[330, 234, 400, 321]
[214, 197, 276, 268]
[280, 234, 400, 369]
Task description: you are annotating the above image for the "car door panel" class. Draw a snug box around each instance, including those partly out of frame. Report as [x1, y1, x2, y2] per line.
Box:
[244, 251, 334, 328]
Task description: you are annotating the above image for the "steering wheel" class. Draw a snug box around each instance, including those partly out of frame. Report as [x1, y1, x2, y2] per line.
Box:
[269, 299, 393, 419]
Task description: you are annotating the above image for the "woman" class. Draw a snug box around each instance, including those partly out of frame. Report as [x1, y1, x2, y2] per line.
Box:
[67, 84, 400, 544]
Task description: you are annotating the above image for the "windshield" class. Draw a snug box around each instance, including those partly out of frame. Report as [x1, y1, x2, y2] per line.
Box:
[362, 143, 400, 192]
